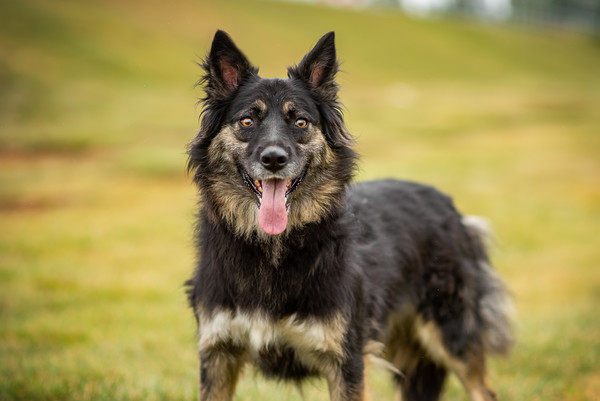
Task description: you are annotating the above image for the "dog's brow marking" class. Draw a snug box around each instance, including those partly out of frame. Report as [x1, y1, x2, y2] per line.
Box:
[198, 309, 347, 357]
[282, 101, 297, 116]
[251, 99, 267, 115]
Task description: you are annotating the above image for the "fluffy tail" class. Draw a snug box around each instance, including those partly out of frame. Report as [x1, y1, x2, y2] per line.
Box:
[463, 216, 515, 356]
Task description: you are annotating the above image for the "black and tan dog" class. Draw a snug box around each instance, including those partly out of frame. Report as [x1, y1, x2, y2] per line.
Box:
[186, 30, 513, 401]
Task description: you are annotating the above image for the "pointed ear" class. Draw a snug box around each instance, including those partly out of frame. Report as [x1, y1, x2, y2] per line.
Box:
[288, 32, 352, 149]
[202, 30, 257, 98]
[288, 31, 338, 92]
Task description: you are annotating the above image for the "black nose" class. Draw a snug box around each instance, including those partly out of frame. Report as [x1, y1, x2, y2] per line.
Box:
[260, 146, 288, 172]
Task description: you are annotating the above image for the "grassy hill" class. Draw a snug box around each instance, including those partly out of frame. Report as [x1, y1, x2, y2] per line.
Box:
[1, 0, 599, 400]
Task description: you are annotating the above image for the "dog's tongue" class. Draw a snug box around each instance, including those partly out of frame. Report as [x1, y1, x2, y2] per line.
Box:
[258, 178, 288, 235]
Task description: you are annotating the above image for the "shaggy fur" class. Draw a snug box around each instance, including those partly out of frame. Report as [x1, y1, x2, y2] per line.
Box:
[186, 30, 513, 401]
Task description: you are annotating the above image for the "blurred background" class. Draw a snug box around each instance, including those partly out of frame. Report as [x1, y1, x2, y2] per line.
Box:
[1, 0, 599, 400]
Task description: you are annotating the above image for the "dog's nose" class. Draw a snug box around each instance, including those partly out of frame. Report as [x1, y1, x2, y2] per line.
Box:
[260, 146, 288, 172]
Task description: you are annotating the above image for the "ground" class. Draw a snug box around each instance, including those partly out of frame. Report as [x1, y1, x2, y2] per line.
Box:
[1, 0, 599, 400]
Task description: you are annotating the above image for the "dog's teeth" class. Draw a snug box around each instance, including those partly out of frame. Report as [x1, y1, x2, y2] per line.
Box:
[287, 179, 291, 187]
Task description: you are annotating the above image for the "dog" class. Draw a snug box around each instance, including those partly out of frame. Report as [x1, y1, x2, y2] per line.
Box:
[186, 30, 513, 401]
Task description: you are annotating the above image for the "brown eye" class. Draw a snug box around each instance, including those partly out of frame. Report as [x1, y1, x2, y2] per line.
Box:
[240, 117, 253, 127]
[295, 118, 307, 128]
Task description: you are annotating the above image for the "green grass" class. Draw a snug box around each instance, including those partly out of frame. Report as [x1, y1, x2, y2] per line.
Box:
[1, 0, 599, 400]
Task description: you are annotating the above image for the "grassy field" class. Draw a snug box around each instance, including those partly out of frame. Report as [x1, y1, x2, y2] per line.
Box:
[1, 0, 599, 400]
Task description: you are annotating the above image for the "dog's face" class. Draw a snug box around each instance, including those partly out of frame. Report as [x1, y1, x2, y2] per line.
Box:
[189, 31, 355, 237]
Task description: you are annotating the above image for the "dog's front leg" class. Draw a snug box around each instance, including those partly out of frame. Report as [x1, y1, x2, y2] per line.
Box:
[326, 353, 367, 401]
[198, 347, 244, 401]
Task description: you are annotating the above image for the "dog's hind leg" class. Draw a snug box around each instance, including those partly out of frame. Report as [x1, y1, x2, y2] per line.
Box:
[385, 311, 447, 401]
[448, 353, 497, 401]
[393, 355, 447, 401]
[387, 330, 447, 401]
[198, 347, 244, 401]
[415, 319, 498, 401]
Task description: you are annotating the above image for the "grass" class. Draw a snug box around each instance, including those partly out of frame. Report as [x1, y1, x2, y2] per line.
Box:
[1, 0, 599, 400]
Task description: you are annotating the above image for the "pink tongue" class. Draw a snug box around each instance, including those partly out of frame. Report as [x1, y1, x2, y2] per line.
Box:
[258, 178, 288, 235]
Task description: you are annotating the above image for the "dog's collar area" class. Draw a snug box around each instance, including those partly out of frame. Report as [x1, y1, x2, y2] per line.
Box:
[240, 168, 307, 208]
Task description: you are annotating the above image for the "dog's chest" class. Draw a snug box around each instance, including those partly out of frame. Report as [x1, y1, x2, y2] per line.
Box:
[198, 309, 346, 375]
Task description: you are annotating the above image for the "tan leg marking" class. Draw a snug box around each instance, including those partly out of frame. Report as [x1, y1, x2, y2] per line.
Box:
[199, 349, 245, 401]
[415, 318, 497, 401]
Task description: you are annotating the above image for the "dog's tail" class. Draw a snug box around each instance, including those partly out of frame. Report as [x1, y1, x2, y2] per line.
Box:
[463, 216, 515, 356]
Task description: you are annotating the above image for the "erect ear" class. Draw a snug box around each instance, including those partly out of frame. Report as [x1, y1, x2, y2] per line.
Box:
[202, 30, 257, 98]
[288, 31, 338, 93]
[288, 32, 352, 148]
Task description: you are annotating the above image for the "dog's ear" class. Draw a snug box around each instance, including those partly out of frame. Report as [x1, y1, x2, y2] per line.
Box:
[288, 32, 353, 148]
[288, 31, 338, 93]
[202, 30, 257, 99]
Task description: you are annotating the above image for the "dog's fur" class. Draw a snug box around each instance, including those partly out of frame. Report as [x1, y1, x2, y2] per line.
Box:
[186, 30, 513, 401]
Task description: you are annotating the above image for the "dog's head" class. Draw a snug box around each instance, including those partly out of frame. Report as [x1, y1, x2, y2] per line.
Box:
[188, 31, 356, 237]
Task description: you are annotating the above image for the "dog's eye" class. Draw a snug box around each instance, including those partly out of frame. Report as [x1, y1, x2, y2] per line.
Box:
[240, 117, 253, 127]
[295, 118, 308, 128]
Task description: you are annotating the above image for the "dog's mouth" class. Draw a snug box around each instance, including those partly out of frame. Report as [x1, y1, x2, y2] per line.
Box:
[241, 171, 305, 204]
[241, 169, 306, 235]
